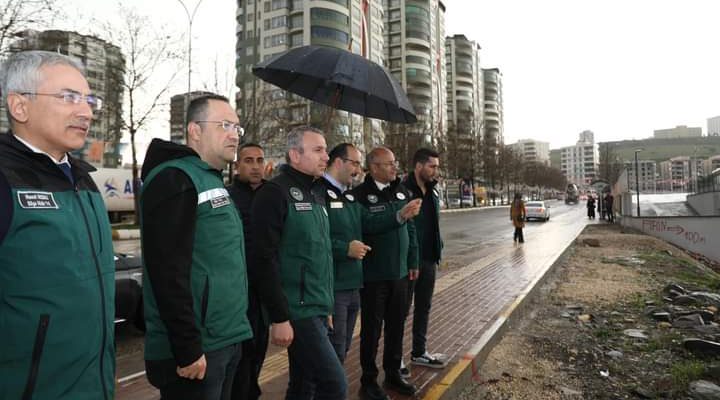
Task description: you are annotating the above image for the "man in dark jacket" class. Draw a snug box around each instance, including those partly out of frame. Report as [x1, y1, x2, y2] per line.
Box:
[250, 126, 347, 399]
[319, 143, 421, 365]
[354, 146, 419, 399]
[0, 50, 115, 400]
[403, 148, 447, 373]
[228, 142, 268, 400]
[140, 94, 252, 400]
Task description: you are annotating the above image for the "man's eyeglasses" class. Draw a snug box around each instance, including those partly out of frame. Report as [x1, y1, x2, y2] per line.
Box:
[374, 160, 400, 168]
[194, 120, 245, 136]
[342, 158, 361, 168]
[20, 90, 103, 111]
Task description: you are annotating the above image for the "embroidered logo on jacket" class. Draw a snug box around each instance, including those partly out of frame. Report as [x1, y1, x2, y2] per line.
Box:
[290, 187, 304, 201]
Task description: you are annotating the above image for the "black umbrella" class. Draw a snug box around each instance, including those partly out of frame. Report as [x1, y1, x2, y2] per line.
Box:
[252, 45, 417, 124]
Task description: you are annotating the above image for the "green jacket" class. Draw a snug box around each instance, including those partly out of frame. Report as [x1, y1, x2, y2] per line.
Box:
[271, 168, 334, 319]
[141, 155, 252, 361]
[354, 175, 419, 282]
[0, 134, 115, 400]
[319, 176, 402, 291]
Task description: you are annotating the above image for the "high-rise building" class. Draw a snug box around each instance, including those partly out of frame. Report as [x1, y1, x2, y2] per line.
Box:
[444, 34, 482, 179]
[235, 0, 386, 159]
[658, 156, 703, 192]
[653, 125, 702, 139]
[510, 139, 550, 166]
[625, 159, 657, 193]
[1, 30, 125, 167]
[169, 91, 217, 144]
[708, 116, 720, 137]
[482, 67, 503, 151]
[383, 0, 447, 168]
[559, 130, 598, 186]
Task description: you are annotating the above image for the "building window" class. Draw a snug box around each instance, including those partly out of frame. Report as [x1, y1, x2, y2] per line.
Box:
[290, 32, 303, 46]
[310, 26, 349, 44]
[311, 8, 349, 25]
[264, 33, 288, 47]
[270, 0, 289, 10]
[290, 14, 303, 28]
[264, 15, 288, 29]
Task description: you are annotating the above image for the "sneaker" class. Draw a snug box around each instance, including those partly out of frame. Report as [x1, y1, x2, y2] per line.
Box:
[399, 360, 411, 378]
[411, 352, 448, 369]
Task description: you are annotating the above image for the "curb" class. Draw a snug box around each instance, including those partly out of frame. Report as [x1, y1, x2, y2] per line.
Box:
[112, 229, 141, 240]
[440, 205, 509, 214]
[421, 226, 581, 400]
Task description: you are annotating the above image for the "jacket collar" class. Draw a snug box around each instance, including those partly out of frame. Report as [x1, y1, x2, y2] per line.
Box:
[1, 132, 96, 174]
[280, 164, 317, 190]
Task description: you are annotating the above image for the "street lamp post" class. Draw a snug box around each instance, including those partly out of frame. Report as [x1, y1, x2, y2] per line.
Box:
[177, 0, 205, 129]
[634, 149, 642, 217]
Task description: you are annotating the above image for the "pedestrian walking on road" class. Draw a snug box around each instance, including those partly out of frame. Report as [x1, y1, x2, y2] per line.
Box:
[140, 94, 252, 400]
[587, 195, 596, 219]
[510, 193, 526, 243]
[604, 193, 615, 223]
[0, 51, 116, 400]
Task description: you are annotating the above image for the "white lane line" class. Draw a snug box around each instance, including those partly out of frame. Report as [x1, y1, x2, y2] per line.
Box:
[118, 370, 146, 384]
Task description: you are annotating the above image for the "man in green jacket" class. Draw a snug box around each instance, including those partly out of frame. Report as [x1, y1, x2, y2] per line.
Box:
[354, 146, 420, 399]
[320, 143, 421, 364]
[140, 94, 252, 400]
[0, 50, 115, 400]
[250, 126, 347, 399]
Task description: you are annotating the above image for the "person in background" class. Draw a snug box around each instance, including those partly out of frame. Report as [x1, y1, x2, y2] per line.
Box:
[510, 192, 526, 243]
[228, 143, 269, 400]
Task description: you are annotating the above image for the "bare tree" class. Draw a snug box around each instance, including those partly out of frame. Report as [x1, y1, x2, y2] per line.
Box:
[96, 5, 183, 222]
[0, 0, 58, 56]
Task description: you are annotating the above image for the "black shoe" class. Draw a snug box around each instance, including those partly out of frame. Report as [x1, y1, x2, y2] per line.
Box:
[384, 373, 417, 396]
[359, 382, 389, 400]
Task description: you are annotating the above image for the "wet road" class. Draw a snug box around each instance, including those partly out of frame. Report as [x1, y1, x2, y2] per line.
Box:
[113, 199, 590, 395]
[440, 200, 586, 269]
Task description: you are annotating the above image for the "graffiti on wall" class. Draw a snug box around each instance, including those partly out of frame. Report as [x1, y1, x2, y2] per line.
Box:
[641, 219, 707, 245]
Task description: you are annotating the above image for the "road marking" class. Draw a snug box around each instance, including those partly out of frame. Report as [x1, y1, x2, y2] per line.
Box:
[118, 370, 146, 384]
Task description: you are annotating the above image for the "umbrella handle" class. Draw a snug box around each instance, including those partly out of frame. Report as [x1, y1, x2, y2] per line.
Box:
[325, 86, 344, 133]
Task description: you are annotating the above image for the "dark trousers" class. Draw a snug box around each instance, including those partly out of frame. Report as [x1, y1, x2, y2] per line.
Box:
[231, 288, 269, 400]
[146, 342, 243, 400]
[286, 316, 348, 400]
[360, 278, 409, 385]
[513, 227, 524, 242]
[407, 260, 437, 357]
[329, 289, 360, 364]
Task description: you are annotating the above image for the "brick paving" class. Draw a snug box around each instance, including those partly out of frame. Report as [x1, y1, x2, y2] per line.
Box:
[116, 209, 589, 399]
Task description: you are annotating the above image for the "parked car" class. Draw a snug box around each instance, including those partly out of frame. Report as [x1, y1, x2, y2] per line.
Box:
[115, 253, 144, 331]
[525, 201, 550, 221]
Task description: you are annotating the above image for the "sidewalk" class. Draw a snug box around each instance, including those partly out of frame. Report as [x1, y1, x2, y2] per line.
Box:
[115, 209, 590, 399]
[256, 211, 590, 399]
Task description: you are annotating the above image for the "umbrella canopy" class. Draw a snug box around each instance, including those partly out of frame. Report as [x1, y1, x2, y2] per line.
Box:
[252, 45, 417, 124]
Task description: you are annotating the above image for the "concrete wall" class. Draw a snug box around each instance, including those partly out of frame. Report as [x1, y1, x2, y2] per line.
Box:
[687, 192, 720, 216]
[621, 216, 720, 263]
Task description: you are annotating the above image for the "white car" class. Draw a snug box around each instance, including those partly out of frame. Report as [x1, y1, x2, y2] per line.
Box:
[525, 201, 550, 221]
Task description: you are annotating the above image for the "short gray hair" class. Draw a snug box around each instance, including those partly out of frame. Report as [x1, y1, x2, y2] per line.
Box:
[285, 125, 324, 163]
[1, 50, 85, 124]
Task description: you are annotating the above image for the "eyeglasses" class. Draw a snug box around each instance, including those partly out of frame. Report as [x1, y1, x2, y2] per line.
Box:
[20, 90, 103, 111]
[342, 158, 361, 168]
[374, 160, 400, 168]
[194, 120, 245, 136]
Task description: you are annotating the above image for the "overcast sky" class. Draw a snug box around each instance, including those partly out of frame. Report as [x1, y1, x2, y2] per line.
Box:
[63, 0, 720, 152]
